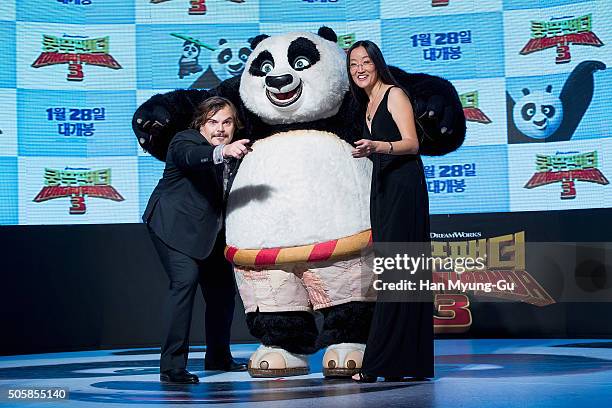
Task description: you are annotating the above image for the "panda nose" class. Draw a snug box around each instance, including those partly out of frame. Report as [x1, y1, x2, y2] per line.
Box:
[265, 74, 293, 91]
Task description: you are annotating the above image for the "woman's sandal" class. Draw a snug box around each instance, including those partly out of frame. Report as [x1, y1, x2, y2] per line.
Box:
[352, 371, 377, 383]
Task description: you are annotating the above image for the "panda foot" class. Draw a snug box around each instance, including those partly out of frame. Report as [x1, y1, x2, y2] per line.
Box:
[322, 343, 365, 378]
[247, 345, 310, 378]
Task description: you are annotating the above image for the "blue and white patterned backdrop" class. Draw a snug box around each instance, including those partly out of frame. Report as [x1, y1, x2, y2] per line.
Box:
[0, 0, 610, 225]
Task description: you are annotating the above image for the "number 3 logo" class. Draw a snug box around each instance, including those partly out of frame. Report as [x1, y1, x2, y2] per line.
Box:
[69, 195, 86, 215]
[434, 294, 472, 334]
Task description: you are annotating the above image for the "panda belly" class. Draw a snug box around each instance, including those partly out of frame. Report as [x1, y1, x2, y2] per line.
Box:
[225, 130, 372, 253]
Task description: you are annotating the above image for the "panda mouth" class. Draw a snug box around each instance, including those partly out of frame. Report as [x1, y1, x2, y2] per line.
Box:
[266, 81, 303, 107]
[534, 118, 547, 128]
[227, 65, 244, 76]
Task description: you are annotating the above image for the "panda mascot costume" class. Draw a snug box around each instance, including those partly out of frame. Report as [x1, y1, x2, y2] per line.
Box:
[133, 27, 466, 378]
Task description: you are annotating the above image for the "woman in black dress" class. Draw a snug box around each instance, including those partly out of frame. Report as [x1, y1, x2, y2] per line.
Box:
[347, 40, 434, 382]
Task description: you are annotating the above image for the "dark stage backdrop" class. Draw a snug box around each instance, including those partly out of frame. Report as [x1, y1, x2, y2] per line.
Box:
[1, 208, 611, 355]
[0, 223, 255, 356]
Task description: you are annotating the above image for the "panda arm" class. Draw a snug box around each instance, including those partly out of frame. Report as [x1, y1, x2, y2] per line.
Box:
[552, 60, 606, 142]
[335, 93, 364, 145]
[389, 67, 466, 156]
[132, 88, 213, 161]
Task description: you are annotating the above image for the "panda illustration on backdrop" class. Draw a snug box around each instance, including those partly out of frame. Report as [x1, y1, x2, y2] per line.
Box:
[133, 27, 466, 378]
[189, 38, 252, 89]
[507, 60, 606, 143]
[178, 40, 203, 79]
[211, 38, 252, 79]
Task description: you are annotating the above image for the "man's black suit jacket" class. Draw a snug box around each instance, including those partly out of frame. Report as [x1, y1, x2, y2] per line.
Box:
[143, 129, 226, 260]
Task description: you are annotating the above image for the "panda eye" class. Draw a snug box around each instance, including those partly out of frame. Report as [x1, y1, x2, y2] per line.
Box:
[293, 57, 311, 70]
[218, 48, 232, 64]
[521, 102, 536, 121]
[542, 105, 555, 118]
[239, 48, 251, 62]
[260, 61, 274, 74]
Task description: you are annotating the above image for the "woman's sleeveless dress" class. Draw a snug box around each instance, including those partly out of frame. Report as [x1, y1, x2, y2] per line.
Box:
[361, 86, 434, 378]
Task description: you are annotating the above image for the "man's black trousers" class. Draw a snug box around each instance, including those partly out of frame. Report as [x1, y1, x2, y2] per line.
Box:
[149, 228, 236, 372]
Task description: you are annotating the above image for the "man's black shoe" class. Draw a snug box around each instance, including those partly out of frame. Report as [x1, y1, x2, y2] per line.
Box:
[160, 368, 199, 384]
[204, 358, 248, 372]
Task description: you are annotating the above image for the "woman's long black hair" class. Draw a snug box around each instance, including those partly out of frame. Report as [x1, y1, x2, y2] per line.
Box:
[346, 40, 402, 108]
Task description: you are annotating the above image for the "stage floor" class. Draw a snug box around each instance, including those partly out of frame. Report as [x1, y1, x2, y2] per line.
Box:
[1, 339, 611, 407]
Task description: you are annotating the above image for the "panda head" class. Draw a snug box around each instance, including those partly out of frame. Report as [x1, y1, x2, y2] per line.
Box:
[513, 85, 563, 139]
[210, 38, 252, 80]
[239, 27, 348, 125]
[182, 41, 201, 60]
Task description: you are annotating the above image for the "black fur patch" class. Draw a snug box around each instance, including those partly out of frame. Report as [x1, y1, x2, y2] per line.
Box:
[249, 34, 269, 50]
[288, 37, 320, 71]
[249, 50, 275, 77]
[246, 311, 318, 355]
[316, 302, 374, 350]
[317, 26, 337, 43]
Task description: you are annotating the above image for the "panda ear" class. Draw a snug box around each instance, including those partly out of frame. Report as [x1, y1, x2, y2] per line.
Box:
[545, 85, 553, 93]
[249, 34, 269, 50]
[521, 88, 531, 96]
[218, 38, 227, 46]
[317, 26, 337, 43]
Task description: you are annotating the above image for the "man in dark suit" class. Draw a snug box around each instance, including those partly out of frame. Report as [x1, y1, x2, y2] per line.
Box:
[143, 96, 251, 384]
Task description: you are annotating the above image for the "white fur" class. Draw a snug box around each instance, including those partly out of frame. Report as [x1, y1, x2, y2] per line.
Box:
[239, 32, 349, 125]
[226, 130, 372, 249]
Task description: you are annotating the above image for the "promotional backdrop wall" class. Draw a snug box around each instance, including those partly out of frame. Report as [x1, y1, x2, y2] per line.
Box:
[0, 0, 609, 223]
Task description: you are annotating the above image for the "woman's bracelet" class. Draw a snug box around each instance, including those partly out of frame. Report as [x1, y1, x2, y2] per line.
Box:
[387, 141, 393, 154]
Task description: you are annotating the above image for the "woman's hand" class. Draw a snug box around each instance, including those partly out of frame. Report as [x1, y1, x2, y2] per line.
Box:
[352, 139, 378, 158]
[223, 139, 251, 159]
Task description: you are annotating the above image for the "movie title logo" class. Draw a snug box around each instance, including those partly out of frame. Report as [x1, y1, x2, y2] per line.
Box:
[47, 107, 106, 137]
[150, 0, 244, 15]
[31, 34, 122, 81]
[520, 14, 604, 64]
[425, 163, 477, 194]
[56, 0, 92, 5]
[33, 168, 124, 214]
[461, 91, 492, 124]
[411, 30, 472, 61]
[524, 151, 609, 199]
[337, 33, 356, 53]
[433, 232, 555, 334]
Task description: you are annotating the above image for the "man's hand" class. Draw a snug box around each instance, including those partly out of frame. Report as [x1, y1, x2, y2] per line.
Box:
[223, 139, 251, 159]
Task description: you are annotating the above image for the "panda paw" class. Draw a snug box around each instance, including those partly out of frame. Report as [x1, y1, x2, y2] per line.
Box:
[132, 97, 173, 160]
[415, 94, 456, 135]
